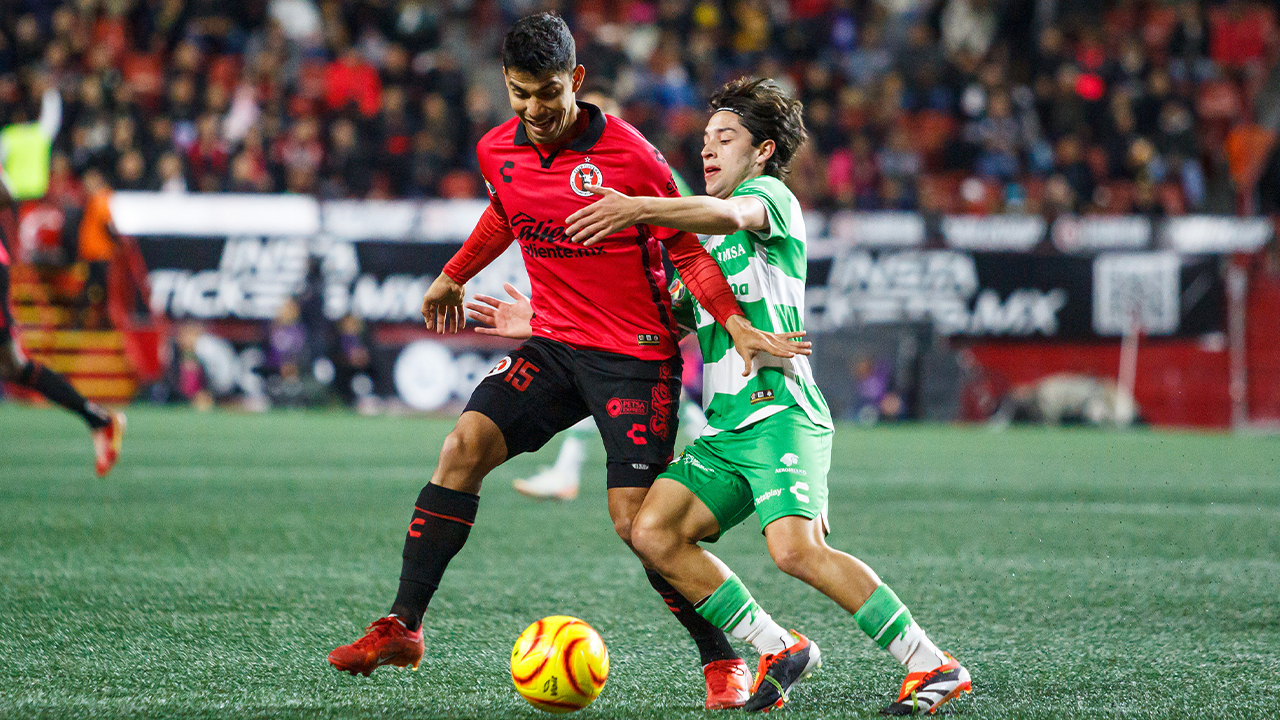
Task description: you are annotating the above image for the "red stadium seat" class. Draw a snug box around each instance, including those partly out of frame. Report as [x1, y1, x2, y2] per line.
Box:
[439, 171, 480, 200]
[1157, 181, 1187, 215]
[1197, 80, 1243, 121]
[1142, 8, 1179, 51]
[208, 55, 243, 94]
[1095, 181, 1136, 215]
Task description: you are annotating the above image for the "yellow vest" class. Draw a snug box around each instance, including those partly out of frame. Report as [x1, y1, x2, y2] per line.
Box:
[0, 122, 52, 200]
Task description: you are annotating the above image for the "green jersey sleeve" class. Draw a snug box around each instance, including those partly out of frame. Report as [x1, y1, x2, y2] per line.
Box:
[732, 175, 792, 245]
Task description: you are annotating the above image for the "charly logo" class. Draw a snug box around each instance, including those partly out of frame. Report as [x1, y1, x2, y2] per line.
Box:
[790, 481, 810, 504]
[570, 161, 604, 196]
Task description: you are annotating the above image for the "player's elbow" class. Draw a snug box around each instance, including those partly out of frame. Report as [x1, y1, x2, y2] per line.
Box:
[717, 204, 749, 233]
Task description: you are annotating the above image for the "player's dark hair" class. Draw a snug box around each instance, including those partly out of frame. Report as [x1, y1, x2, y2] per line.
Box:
[708, 78, 807, 179]
[502, 13, 576, 76]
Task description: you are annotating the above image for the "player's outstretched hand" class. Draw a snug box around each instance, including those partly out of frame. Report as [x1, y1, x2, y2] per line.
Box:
[465, 283, 534, 340]
[565, 184, 641, 246]
[421, 273, 466, 334]
[724, 315, 812, 377]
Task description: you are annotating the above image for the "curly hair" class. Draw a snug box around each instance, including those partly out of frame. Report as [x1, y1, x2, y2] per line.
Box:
[708, 78, 808, 179]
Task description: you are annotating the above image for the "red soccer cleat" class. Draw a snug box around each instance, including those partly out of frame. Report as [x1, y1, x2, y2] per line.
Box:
[703, 658, 752, 709]
[92, 411, 126, 477]
[328, 616, 425, 676]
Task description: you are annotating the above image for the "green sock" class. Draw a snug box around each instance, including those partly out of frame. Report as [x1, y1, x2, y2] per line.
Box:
[853, 584, 914, 649]
[854, 584, 947, 672]
[694, 574, 754, 630]
[695, 574, 794, 655]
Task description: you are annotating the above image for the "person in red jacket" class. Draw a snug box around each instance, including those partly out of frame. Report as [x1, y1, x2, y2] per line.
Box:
[323, 46, 381, 117]
[326, 13, 808, 710]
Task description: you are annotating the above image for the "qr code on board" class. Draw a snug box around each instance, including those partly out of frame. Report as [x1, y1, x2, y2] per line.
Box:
[1092, 253, 1180, 336]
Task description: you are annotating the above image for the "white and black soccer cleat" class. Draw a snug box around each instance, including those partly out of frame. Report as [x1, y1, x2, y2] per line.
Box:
[880, 652, 971, 715]
[744, 631, 822, 712]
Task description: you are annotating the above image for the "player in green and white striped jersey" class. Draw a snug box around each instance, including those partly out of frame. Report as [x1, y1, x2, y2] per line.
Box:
[565, 78, 970, 715]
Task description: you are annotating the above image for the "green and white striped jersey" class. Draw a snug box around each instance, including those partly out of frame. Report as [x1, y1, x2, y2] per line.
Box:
[672, 175, 832, 435]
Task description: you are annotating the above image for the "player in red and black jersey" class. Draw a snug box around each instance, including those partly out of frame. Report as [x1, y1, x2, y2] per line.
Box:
[0, 181, 125, 476]
[327, 13, 807, 708]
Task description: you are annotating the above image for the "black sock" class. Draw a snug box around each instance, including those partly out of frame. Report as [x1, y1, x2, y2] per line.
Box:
[20, 362, 111, 429]
[390, 483, 480, 631]
[646, 569, 738, 666]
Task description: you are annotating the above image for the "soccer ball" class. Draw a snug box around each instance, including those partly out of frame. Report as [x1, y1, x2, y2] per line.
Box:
[510, 616, 609, 713]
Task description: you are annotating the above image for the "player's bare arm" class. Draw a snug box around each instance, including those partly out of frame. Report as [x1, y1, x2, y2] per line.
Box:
[467, 282, 808, 376]
[565, 186, 768, 247]
[561, 183, 808, 375]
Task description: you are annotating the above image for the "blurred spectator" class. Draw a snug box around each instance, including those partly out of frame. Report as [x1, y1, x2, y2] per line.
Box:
[154, 151, 188, 192]
[187, 114, 228, 191]
[331, 313, 377, 412]
[76, 168, 116, 329]
[162, 321, 215, 410]
[324, 46, 380, 117]
[264, 297, 311, 407]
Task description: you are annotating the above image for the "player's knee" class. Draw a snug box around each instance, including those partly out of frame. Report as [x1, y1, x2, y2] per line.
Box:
[628, 512, 666, 564]
[611, 513, 637, 548]
[768, 536, 821, 582]
[436, 423, 501, 491]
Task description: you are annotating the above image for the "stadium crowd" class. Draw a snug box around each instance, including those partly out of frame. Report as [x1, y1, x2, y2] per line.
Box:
[2, 0, 1278, 216]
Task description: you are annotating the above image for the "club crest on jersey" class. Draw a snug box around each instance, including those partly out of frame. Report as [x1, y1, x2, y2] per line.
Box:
[570, 162, 604, 197]
[486, 356, 513, 377]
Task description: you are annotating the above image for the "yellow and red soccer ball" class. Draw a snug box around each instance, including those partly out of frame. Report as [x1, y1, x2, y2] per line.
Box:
[510, 616, 609, 713]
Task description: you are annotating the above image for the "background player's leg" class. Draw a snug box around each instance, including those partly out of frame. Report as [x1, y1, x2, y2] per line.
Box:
[1, 339, 113, 431]
[1, 327, 123, 475]
[513, 417, 594, 500]
[390, 411, 507, 630]
[678, 392, 707, 438]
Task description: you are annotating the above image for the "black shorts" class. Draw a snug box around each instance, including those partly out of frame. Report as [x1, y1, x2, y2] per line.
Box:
[0, 264, 12, 339]
[465, 336, 682, 489]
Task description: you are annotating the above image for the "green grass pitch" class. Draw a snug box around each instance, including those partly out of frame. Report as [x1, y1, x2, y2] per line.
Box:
[1, 405, 1277, 719]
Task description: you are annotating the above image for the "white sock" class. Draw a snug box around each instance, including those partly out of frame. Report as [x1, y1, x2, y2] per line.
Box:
[728, 606, 798, 657]
[549, 417, 593, 479]
[885, 622, 948, 674]
[551, 435, 586, 478]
